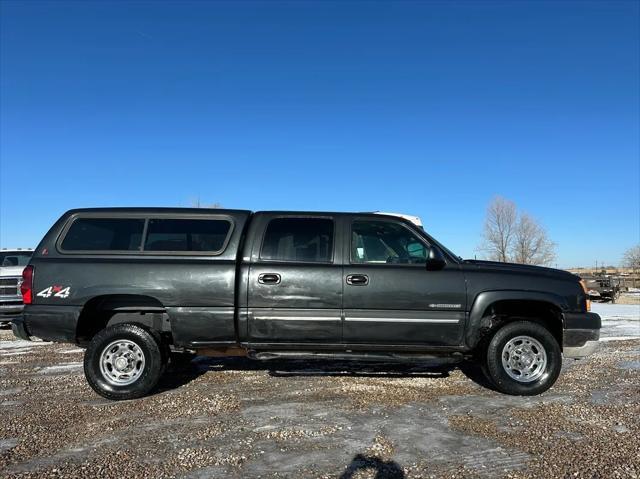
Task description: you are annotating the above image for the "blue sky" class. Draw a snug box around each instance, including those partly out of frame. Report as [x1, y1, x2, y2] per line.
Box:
[1, 1, 638, 268]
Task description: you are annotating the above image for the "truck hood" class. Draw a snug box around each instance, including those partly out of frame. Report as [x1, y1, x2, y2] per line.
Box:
[462, 259, 576, 281]
[0, 266, 25, 278]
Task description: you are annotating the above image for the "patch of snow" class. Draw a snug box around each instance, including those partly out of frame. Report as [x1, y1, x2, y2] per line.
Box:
[0, 339, 50, 349]
[37, 362, 83, 374]
[591, 303, 640, 321]
[590, 303, 640, 339]
[600, 336, 640, 342]
[0, 387, 23, 396]
[0, 438, 18, 453]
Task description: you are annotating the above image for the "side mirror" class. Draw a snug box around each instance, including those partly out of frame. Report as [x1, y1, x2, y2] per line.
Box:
[426, 247, 446, 271]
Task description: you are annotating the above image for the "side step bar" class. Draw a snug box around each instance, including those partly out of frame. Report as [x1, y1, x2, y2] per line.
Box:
[248, 350, 463, 364]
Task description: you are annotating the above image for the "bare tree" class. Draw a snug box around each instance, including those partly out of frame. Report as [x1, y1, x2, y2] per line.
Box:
[479, 196, 556, 265]
[622, 245, 640, 270]
[512, 213, 556, 266]
[189, 197, 222, 208]
[622, 245, 640, 287]
[479, 196, 517, 262]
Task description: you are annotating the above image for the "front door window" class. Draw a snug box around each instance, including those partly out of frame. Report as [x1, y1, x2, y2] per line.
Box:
[352, 220, 427, 265]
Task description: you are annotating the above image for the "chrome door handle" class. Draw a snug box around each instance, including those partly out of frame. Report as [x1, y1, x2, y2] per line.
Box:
[258, 273, 281, 284]
[346, 274, 369, 286]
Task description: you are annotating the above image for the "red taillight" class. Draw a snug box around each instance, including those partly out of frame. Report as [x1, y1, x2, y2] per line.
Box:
[21, 265, 34, 305]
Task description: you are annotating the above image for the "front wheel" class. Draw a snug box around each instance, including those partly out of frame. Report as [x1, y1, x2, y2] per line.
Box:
[84, 323, 166, 400]
[484, 321, 562, 395]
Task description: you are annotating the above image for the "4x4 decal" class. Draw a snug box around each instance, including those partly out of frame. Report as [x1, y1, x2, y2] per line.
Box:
[36, 286, 71, 299]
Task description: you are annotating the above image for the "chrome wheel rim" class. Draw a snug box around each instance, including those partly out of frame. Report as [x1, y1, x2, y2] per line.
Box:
[501, 335, 547, 383]
[99, 340, 146, 386]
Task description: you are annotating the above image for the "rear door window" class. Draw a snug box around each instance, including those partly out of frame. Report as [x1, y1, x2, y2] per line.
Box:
[61, 218, 145, 251]
[144, 218, 231, 253]
[261, 218, 334, 262]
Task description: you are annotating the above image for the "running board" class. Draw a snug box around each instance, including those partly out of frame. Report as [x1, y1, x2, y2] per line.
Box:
[248, 350, 463, 364]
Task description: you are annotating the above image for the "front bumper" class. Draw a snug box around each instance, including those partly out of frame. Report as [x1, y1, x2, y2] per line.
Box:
[563, 312, 601, 358]
[564, 340, 600, 358]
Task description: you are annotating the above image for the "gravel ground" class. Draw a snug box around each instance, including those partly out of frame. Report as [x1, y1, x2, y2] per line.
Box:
[0, 315, 638, 479]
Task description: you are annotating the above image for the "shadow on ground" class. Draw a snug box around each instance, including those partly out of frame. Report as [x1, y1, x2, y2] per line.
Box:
[155, 355, 497, 394]
[339, 454, 405, 479]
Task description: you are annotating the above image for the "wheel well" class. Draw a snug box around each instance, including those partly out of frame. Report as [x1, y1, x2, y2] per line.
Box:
[480, 300, 563, 349]
[76, 294, 170, 345]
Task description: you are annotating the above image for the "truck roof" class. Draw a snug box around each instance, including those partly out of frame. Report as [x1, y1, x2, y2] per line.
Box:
[62, 208, 421, 223]
[65, 207, 252, 215]
[373, 211, 423, 227]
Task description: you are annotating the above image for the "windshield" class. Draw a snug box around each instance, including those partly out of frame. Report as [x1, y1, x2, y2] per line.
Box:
[414, 229, 460, 262]
[0, 252, 32, 267]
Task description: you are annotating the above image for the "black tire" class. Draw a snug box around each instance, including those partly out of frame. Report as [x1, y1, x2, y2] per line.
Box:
[84, 323, 166, 400]
[483, 320, 562, 396]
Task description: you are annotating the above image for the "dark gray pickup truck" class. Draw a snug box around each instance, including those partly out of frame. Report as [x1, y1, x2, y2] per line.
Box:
[13, 208, 601, 400]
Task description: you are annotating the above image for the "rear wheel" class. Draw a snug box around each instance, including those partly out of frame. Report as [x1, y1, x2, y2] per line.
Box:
[483, 321, 561, 395]
[84, 323, 166, 400]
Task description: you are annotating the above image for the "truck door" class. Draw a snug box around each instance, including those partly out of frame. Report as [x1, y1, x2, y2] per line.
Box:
[246, 215, 343, 344]
[342, 217, 466, 346]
